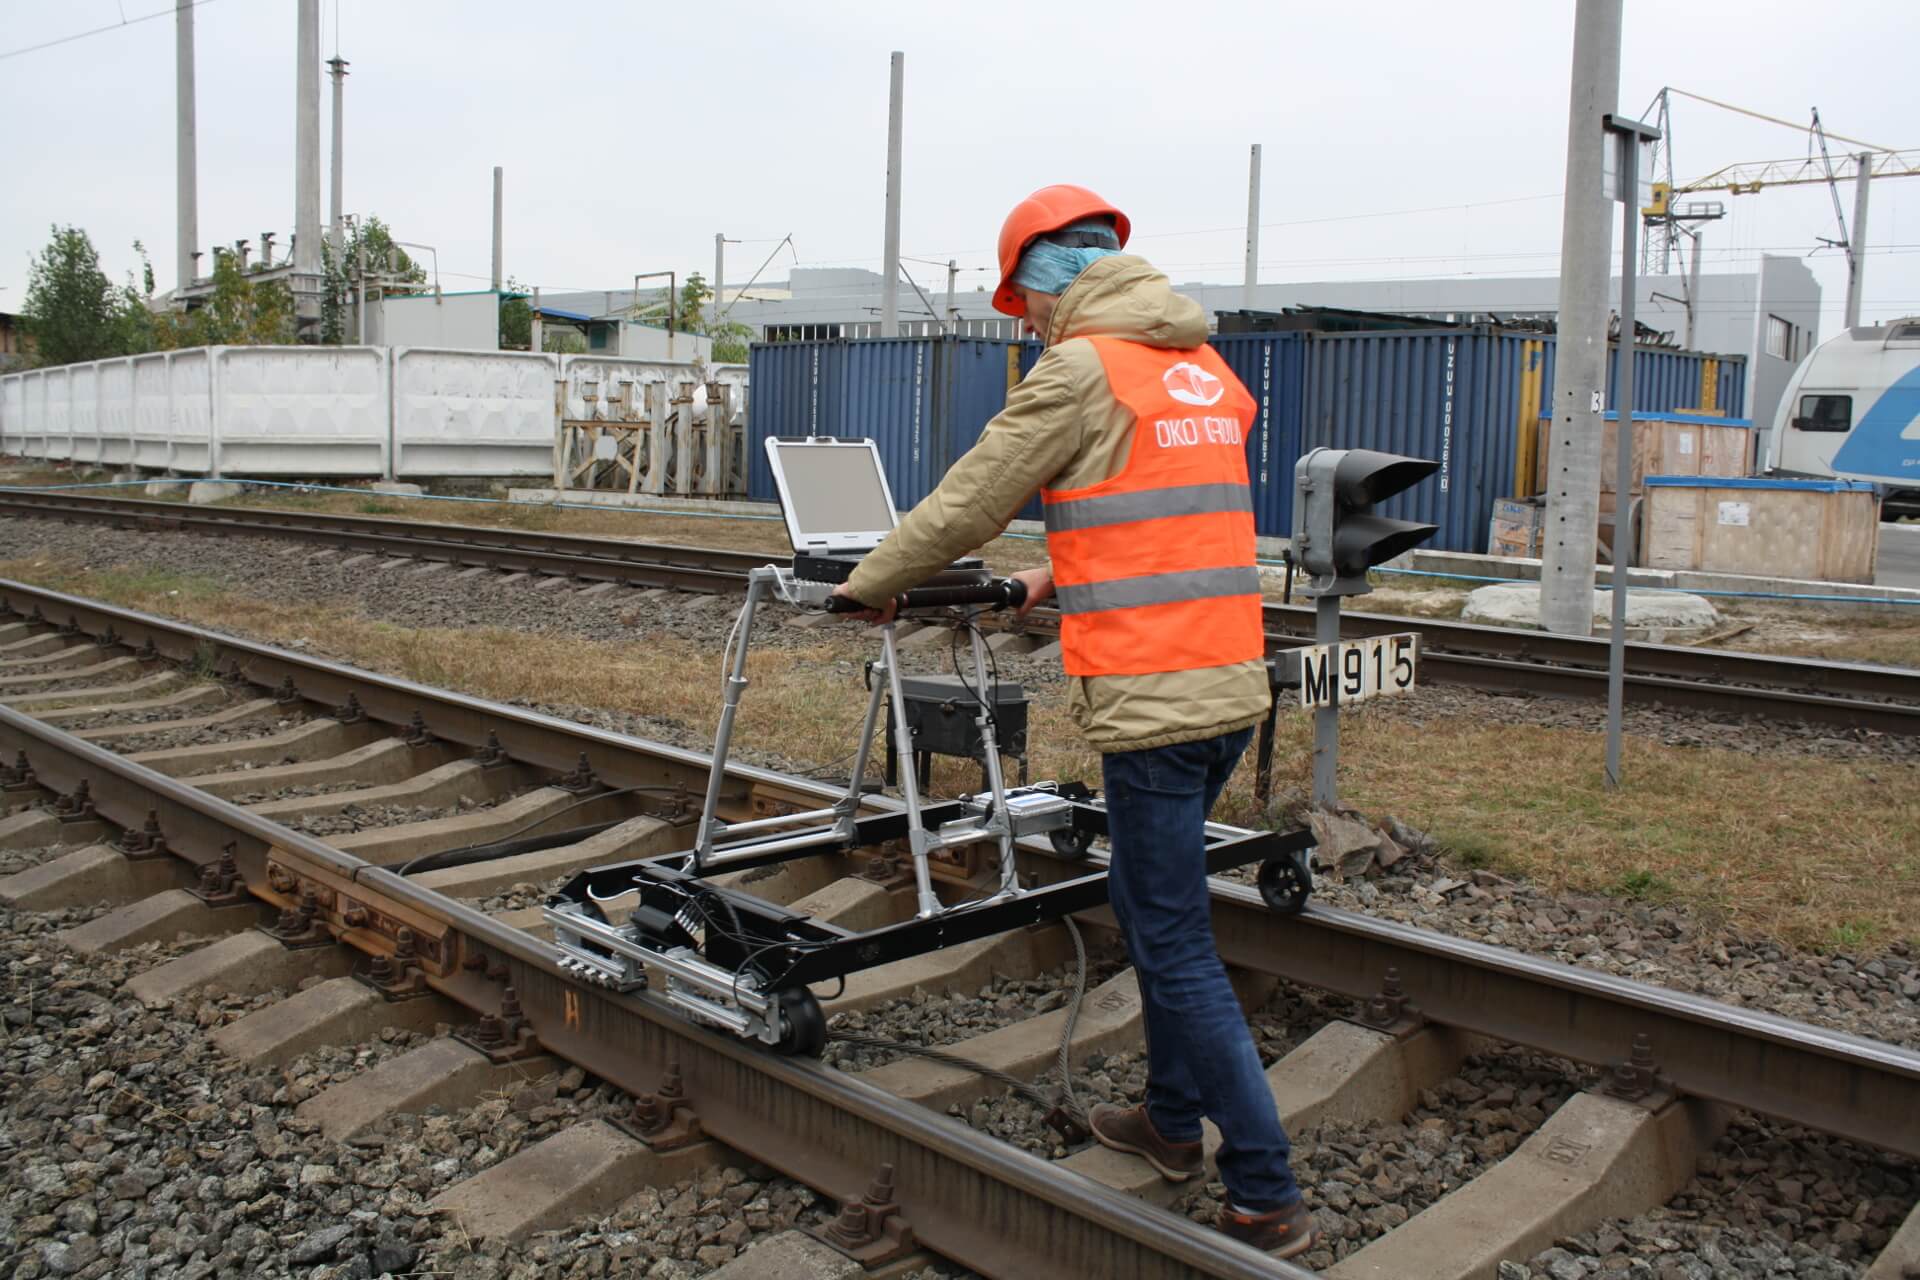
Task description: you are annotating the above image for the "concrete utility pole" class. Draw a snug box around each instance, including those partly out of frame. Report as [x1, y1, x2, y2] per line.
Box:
[1244, 143, 1262, 310]
[491, 167, 504, 291]
[880, 51, 904, 338]
[713, 233, 725, 335]
[328, 56, 348, 257]
[293, 0, 323, 335]
[946, 259, 959, 332]
[175, 1, 198, 293]
[1538, 0, 1623, 636]
[1844, 152, 1871, 328]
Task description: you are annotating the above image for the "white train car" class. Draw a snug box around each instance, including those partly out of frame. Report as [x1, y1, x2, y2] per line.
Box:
[1767, 318, 1920, 516]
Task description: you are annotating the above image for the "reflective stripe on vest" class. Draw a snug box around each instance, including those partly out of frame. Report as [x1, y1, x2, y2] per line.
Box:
[1040, 337, 1264, 678]
[1042, 481, 1253, 534]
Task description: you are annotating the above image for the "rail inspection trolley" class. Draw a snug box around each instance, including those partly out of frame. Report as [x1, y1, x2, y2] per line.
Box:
[544, 437, 1316, 1055]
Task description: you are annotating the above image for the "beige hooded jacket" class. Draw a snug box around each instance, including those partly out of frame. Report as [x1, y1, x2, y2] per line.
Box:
[844, 253, 1272, 753]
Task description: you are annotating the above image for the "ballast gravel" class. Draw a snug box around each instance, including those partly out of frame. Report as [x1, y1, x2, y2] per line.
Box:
[0, 897, 869, 1279]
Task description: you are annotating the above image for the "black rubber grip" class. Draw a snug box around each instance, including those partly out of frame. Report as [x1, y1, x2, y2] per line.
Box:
[824, 579, 1028, 613]
[899, 579, 1028, 610]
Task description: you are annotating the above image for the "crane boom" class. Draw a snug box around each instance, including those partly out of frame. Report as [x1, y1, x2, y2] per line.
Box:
[1678, 148, 1920, 194]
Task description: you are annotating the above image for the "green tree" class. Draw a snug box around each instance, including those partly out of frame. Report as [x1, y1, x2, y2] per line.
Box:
[709, 320, 752, 364]
[322, 215, 426, 344]
[155, 250, 294, 348]
[542, 330, 586, 354]
[675, 273, 712, 333]
[499, 276, 532, 350]
[20, 225, 149, 366]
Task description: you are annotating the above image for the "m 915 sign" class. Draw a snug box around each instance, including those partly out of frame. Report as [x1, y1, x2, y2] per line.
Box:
[1295, 634, 1419, 711]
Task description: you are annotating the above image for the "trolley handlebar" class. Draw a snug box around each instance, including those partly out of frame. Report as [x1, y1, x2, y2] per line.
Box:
[824, 577, 1028, 614]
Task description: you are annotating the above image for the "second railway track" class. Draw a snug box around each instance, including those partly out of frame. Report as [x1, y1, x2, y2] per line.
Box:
[1, 485, 1916, 738]
[0, 577, 1915, 1277]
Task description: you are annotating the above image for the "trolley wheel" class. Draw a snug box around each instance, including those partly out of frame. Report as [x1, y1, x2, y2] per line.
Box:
[1048, 825, 1096, 860]
[1257, 850, 1313, 916]
[774, 987, 827, 1058]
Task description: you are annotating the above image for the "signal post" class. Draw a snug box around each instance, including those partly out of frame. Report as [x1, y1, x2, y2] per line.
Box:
[1288, 448, 1440, 809]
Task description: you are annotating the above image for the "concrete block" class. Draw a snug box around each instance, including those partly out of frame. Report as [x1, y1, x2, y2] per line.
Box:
[1462, 582, 1719, 633]
[145, 480, 184, 498]
[371, 481, 425, 496]
[126, 928, 352, 1007]
[210, 975, 457, 1068]
[429, 1119, 721, 1240]
[1026, 640, 1063, 664]
[859, 969, 1143, 1111]
[0, 842, 193, 911]
[1866, 1197, 1920, 1279]
[1063, 1021, 1469, 1201]
[575, 581, 617, 597]
[243, 759, 500, 822]
[297, 1036, 555, 1143]
[788, 877, 896, 933]
[186, 481, 244, 505]
[984, 631, 1036, 655]
[131, 716, 383, 777]
[820, 925, 1072, 1018]
[55, 890, 259, 955]
[533, 575, 574, 592]
[703, 1232, 863, 1280]
[418, 813, 676, 901]
[189, 737, 456, 799]
[1326, 1092, 1721, 1280]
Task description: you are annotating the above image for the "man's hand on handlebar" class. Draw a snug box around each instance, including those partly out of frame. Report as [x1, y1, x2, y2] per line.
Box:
[828, 582, 898, 625]
[1009, 566, 1053, 620]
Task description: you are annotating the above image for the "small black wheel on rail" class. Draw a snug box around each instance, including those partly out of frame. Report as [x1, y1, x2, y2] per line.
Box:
[1048, 825, 1096, 860]
[775, 986, 827, 1057]
[1256, 849, 1313, 916]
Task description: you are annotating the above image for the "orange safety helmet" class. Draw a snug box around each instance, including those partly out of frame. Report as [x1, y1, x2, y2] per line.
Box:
[993, 184, 1131, 317]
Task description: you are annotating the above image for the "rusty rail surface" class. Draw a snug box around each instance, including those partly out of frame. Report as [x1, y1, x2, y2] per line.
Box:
[3, 487, 1916, 735]
[4, 576, 1918, 1168]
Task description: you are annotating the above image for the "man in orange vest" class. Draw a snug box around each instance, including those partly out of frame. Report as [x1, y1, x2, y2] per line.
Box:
[833, 185, 1314, 1259]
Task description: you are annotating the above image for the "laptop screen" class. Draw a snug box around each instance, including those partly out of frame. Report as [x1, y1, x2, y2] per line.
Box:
[766, 438, 899, 552]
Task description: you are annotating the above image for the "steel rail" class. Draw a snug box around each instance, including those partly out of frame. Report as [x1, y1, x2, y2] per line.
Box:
[0, 675, 1305, 1279]
[4, 576, 1919, 1162]
[4, 488, 1916, 733]
[1265, 601, 1920, 707]
[0, 490, 753, 593]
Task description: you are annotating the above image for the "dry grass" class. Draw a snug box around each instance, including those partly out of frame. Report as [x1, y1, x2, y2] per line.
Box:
[3, 552, 1914, 952]
[174, 486, 1057, 573]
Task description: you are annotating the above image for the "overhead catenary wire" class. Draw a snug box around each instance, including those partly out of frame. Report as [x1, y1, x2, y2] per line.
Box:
[0, 0, 218, 62]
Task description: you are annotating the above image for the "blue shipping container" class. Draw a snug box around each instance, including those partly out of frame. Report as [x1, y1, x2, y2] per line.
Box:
[1300, 329, 1527, 553]
[1535, 340, 1746, 419]
[747, 338, 1019, 509]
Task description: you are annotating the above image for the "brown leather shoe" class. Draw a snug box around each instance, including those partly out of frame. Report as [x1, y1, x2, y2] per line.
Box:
[1217, 1198, 1317, 1258]
[1087, 1103, 1203, 1182]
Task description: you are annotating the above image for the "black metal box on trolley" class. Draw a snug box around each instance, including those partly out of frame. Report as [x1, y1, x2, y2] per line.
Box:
[885, 674, 1029, 787]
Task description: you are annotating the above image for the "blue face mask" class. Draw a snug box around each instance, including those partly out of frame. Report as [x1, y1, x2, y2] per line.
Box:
[1009, 218, 1123, 297]
[1010, 241, 1120, 296]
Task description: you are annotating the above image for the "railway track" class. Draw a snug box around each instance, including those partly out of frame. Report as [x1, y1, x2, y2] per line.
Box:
[2, 485, 1916, 737]
[0, 576, 1916, 1278]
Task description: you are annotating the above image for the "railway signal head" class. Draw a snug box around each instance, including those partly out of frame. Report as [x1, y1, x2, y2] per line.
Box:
[1291, 448, 1440, 597]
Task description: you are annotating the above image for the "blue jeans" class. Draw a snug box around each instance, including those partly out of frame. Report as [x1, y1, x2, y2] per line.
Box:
[1101, 726, 1300, 1211]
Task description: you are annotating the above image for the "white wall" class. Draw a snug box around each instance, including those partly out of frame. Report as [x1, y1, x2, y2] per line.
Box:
[372, 292, 502, 352]
[0, 345, 745, 486]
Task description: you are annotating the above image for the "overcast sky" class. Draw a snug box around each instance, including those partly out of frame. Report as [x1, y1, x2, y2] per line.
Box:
[3, 0, 1916, 339]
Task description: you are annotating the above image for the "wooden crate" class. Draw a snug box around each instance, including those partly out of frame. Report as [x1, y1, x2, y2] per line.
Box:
[1536, 412, 1753, 495]
[1642, 477, 1882, 583]
[1488, 497, 1544, 558]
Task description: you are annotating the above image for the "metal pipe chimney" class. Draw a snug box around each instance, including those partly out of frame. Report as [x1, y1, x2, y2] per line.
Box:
[328, 56, 349, 258]
[294, 0, 323, 332]
[491, 167, 504, 291]
[175, 1, 198, 292]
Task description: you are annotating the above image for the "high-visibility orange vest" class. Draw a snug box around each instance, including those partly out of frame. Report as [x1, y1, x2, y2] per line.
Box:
[1041, 338, 1264, 678]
